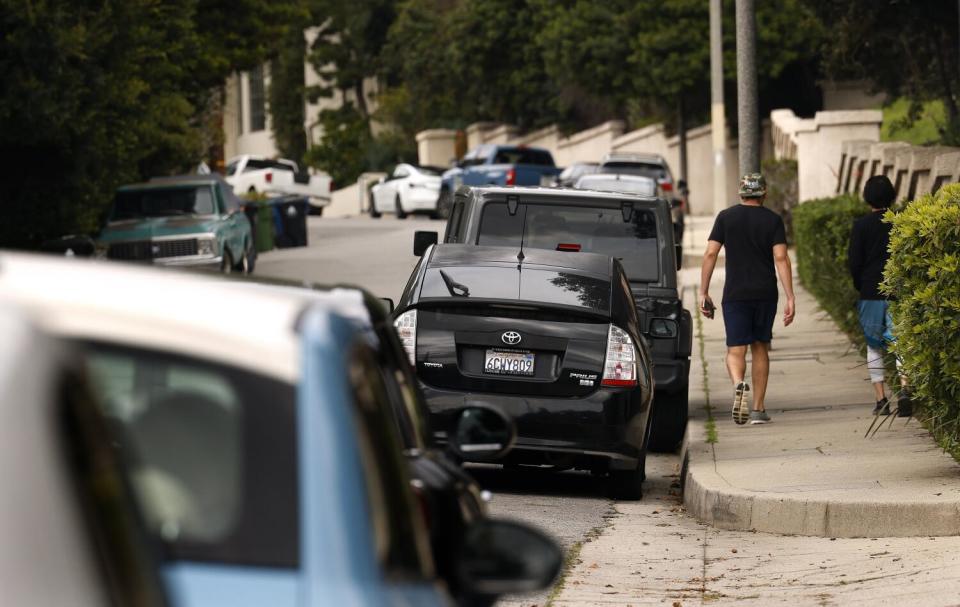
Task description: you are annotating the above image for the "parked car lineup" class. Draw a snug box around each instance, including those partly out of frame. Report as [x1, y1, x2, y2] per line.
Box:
[12, 143, 694, 605]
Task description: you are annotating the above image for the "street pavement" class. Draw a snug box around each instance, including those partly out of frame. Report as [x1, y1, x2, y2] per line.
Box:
[257, 214, 960, 606]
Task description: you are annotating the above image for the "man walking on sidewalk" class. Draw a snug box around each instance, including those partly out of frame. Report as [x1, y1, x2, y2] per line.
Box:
[848, 175, 912, 417]
[699, 173, 796, 425]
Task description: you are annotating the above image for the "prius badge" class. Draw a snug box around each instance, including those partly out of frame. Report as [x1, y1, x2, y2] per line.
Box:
[501, 331, 522, 346]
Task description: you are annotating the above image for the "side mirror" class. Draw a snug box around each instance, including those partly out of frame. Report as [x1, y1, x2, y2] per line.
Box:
[675, 243, 683, 271]
[457, 519, 563, 597]
[413, 230, 438, 256]
[448, 405, 516, 461]
[380, 297, 395, 314]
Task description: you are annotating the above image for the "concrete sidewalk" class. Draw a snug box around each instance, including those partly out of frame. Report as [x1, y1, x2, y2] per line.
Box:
[682, 272, 960, 538]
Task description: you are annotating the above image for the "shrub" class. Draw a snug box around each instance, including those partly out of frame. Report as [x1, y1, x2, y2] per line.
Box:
[792, 194, 872, 343]
[882, 184, 960, 447]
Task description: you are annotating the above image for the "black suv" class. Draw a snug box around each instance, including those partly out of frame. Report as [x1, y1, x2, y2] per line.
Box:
[414, 186, 692, 451]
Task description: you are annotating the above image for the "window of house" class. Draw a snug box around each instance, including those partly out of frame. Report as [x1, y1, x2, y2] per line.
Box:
[249, 65, 266, 132]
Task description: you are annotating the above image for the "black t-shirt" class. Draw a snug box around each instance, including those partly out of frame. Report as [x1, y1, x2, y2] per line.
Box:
[847, 211, 891, 300]
[708, 204, 787, 302]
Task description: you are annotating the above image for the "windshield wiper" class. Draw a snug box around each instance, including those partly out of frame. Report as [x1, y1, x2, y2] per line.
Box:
[439, 269, 470, 297]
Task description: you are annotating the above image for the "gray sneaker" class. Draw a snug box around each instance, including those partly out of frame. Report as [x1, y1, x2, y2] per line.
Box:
[732, 381, 750, 425]
[749, 410, 770, 425]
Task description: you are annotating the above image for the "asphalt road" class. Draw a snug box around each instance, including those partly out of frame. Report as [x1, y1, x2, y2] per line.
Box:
[256, 215, 684, 605]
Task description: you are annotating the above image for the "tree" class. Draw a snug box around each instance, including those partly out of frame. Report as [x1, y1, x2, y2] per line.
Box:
[0, 0, 306, 248]
[805, 0, 960, 143]
[270, 28, 309, 163]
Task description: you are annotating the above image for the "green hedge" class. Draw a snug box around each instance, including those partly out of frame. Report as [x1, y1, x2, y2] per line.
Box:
[882, 185, 960, 445]
[792, 194, 871, 344]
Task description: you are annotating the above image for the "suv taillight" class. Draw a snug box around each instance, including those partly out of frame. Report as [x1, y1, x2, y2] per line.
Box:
[265, 171, 273, 184]
[394, 309, 417, 365]
[602, 324, 638, 387]
[506, 168, 516, 185]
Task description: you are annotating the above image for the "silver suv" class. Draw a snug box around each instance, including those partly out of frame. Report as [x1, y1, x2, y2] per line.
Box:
[597, 153, 686, 242]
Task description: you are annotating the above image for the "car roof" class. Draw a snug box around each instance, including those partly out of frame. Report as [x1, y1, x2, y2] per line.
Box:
[600, 152, 667, 165]
[117, 174, 227, 191]
[428, 244, 614, 278]
[466, 184, 659, 204]
[0, 253, 303, 382]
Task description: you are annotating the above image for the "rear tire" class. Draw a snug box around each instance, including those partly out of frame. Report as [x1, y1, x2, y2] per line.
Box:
[395, 195, 408, 219]
[608, 461, 644, 500]
[235, 239, 255, 274]
[220, 250, 233, 274]
[369, 200, 381, 219]
[648, 389, 689, 453]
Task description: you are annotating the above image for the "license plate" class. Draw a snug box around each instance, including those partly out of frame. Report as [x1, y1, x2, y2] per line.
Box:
[484, 349, 535, 376]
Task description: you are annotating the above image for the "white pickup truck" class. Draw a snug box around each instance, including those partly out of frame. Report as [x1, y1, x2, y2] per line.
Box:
[225, 155, 333, 214]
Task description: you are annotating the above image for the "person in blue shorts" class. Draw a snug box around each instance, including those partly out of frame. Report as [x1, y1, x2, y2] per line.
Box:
[848, 175, 912, 417]
[699, 173, 797, 425]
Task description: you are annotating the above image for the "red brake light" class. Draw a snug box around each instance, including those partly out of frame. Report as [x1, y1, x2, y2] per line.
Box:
[265, 171, 273, 184]
[506, 168, 516, 185]
[556, 243, 582, 252]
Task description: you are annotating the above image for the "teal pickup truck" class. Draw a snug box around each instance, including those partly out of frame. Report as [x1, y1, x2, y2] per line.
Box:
[95, 174, 255, 274]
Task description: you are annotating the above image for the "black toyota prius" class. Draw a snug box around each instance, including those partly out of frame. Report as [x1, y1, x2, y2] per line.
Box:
[394, 244, 654, 499]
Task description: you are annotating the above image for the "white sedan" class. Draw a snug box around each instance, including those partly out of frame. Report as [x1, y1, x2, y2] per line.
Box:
[370, 164, 443, 219]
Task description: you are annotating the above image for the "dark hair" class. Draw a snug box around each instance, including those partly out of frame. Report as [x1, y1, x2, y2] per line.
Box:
[862, 175, 896, 209]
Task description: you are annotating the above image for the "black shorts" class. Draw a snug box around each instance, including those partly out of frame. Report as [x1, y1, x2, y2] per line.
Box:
[722, 300, 777, 347]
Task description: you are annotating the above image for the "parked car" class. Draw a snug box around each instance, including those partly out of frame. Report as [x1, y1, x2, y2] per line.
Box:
[236, 280, 501, 605]
[437, 145, 561, 217]
[414, 186, 692, 452]
[0, 253, 562, 607]
[394, 243, 655, 499]
[225, 154, 332, 215]
[94, 174, 255, 274]
[597, 152, 687, 241]
[574, 173, 657, 197]
[0, 305, 170, 607]
[554, 162, 599, 187]
[370, 163, 444, 219]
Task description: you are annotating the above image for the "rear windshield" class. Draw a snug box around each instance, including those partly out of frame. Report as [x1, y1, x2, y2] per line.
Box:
[245, 158, 293, 172]
[420, 266, 610, 313]
[112, 186, 215, 220]
[576, 176, 655, 196]
[81, 342, 299, 569]
[598, 161, 667, 181]
[493, 148, 555, 166]
[476, 202, 660, 282]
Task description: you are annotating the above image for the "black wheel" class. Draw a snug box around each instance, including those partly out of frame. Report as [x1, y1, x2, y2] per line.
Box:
[310, 205, 324, 217]
[395, 195, 407, 219]
[369, 199, 381, 219]
[220, 250, 233, 275]
[608, 462, 644, 500]
[648, 389, 689, 453]
[235, 239, 255, 274]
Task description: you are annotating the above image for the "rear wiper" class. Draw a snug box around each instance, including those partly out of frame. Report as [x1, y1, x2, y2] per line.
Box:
[439, 269, 470, 297]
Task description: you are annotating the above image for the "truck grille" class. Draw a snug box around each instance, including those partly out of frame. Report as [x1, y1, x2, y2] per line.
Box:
[108, 239, 198, 260]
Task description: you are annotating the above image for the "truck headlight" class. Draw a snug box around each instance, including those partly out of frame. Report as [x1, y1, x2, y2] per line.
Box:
[197, 238, 217, 256]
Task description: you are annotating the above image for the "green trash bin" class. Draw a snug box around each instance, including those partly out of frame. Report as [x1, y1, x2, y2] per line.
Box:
[252, 200, 274, 252]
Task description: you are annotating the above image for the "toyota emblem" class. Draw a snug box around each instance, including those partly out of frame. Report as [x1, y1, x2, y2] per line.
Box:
[501, 331, 522, 345]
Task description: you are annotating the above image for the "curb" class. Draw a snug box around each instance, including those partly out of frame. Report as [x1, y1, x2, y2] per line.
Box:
[681, 417, 960, 538]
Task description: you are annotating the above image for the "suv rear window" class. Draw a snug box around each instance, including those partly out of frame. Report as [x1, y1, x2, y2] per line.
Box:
[112, 186, 215, 219]
[493, 148, 555, 166]
[245, 158, 293, 172]
[599, 161, 667, 180]
[477, 202, 660, 282]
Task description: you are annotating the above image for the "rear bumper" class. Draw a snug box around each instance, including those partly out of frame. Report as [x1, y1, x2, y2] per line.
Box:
[404, 189, 441, 211]
[421, 383, 649, 470]
[153, 255, 222, 270]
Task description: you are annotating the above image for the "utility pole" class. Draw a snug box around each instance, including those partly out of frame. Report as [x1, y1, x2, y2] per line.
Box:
[736, 0, 760, 175]
[710, 0, 727, 213]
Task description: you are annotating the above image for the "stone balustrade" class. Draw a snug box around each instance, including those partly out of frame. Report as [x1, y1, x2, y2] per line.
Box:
[837, 140, 960, 201]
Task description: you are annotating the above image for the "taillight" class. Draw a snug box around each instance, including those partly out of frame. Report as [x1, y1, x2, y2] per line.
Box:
[602, 324, 638, 387]
[265, 171, 273, 184]
[556, 243, 581, 252]
[506, 168, 516, 185]
[658, 180, 672, 192]
[330, 179, 335, 191]
[410, 479, 432, 529]
[394, 309, 417, 365]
